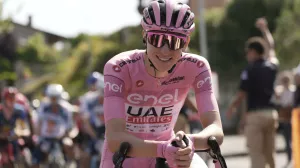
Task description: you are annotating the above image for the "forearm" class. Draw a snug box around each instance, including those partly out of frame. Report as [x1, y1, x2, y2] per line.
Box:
[188, 124, 223, 150]
[230, 95, 243, 109]
[261, 28, 274, 49]
[83, 120, 97, 138]
[107, 131, 162, 157]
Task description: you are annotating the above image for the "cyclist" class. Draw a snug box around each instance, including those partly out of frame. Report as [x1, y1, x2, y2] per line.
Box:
[0, 87, 30, 168]
[32, 84, 74, 167]
[79, 72, 105, 167]
[15, 91, 36, 154]
[101, 0, 224, 167]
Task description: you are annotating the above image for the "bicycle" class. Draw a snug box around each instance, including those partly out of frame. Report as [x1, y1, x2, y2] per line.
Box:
[113, 136, 227, 168]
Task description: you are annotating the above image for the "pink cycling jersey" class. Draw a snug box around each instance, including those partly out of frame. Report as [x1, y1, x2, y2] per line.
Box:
[100, 50, 218, 168]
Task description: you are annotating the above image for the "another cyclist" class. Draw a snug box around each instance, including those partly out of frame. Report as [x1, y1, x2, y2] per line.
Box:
[79, 72, 105, 167]
[32, 84, 74, 167]
[101, 0, 224, 167]
[0, 87, 30, 168]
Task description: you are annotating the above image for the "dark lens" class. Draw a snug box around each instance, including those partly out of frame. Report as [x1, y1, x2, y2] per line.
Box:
[148, 33, 165, 47]
[167, 35, 186, 50]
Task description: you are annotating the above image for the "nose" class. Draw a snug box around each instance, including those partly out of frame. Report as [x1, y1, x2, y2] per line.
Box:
[160, 42, 172, 56]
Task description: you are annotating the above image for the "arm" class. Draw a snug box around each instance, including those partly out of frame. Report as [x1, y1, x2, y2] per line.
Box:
[228, 91, 247, 113]
[103, 61, 165, 157]
[227, 68, 249, 118]
[82, 118, 97, 138]
[188, 111, 223, 149]
[188, 60, 224, 149]
[106, 117, 164, 157]
[256, 17, 278, 64]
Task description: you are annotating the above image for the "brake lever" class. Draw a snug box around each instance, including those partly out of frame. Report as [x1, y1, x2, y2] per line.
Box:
[113, 142, 131, 168]
[171, 135, 189, 147]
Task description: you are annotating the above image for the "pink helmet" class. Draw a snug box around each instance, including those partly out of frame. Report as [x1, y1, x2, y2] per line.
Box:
[141, 0, 195, 35]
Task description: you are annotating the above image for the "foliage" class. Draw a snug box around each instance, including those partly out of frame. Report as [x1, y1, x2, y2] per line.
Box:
[274, 0, 300, 69]
[17, 33, 60, 64]
[204, 0, 284, 78]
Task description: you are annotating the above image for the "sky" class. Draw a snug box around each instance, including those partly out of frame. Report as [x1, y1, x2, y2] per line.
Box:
[2, 0, 143, 38]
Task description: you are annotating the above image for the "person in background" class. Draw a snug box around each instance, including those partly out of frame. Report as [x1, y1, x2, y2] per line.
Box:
[226, 31, 278, 168]
[273, 72, 295, 167]
[294, 64, 300, 107]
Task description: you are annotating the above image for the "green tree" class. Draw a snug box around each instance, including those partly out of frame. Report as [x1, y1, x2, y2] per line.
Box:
[274, 0, 300, 69]
[205, 0, 284, 78]
[17, 33, 60, 64]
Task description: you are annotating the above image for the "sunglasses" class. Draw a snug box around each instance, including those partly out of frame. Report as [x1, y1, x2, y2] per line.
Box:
[147, 31, 187, 50]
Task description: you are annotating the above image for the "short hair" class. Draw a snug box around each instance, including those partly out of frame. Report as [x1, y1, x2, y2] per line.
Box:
[245, 37, 267, 55]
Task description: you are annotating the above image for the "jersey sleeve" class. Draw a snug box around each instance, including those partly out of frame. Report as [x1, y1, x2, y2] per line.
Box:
[103, 55, 131, 123]
[192, 57, 219, 115]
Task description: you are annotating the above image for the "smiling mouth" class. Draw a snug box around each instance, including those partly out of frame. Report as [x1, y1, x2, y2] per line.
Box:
[156, 55, 172, 62]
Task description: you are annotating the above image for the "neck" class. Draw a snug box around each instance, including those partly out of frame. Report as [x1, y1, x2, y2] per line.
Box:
[144, 55, 168, 78]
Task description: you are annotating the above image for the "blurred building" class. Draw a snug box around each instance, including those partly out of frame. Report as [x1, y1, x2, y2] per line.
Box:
[11, 16, 67, 46]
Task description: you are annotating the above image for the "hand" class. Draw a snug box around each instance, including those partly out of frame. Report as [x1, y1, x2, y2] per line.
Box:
[255, 17, 268, 31]
[226, 106, 236, 120]
[157, 140, 179, 168]
[173, 131, 195, 168]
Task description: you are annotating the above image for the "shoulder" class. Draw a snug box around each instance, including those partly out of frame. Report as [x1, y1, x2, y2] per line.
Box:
[104, 49, 144, 74]
[178, 53, 211, 75]
[59, 100, 73, 111]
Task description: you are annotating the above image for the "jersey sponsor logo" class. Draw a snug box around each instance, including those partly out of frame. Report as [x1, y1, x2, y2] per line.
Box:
[161, 76, 184, 85]
[136, 80, 144, 87]
[125, 103, 183, 133]
[126, 105, 173, 124]
[127, 116, 172, 124]
[241, 70, 248, 80]
[127, 89, 179, 105]
[178, 58, 205, 68]
[196, 76, 211, 88]
[104, 81, 123, 93]
[119, 56, 142, 67]
[113, 65, 121, 72]
[178, 57, 197, 63]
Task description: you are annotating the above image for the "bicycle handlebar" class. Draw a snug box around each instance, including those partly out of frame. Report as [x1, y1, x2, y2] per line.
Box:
[113, 136, 227, 168]
[113, 142, 131, 168]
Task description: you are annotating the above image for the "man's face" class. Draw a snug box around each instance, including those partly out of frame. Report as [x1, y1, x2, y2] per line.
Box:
[145, 31, 189, 72]
[89, 83, 97, 91]
[246, 49, 259, 63]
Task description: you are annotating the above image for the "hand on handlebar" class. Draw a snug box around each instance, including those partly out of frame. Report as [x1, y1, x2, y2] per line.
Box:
[157, 140, 179, 167]
[172, 131, 195, 168]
